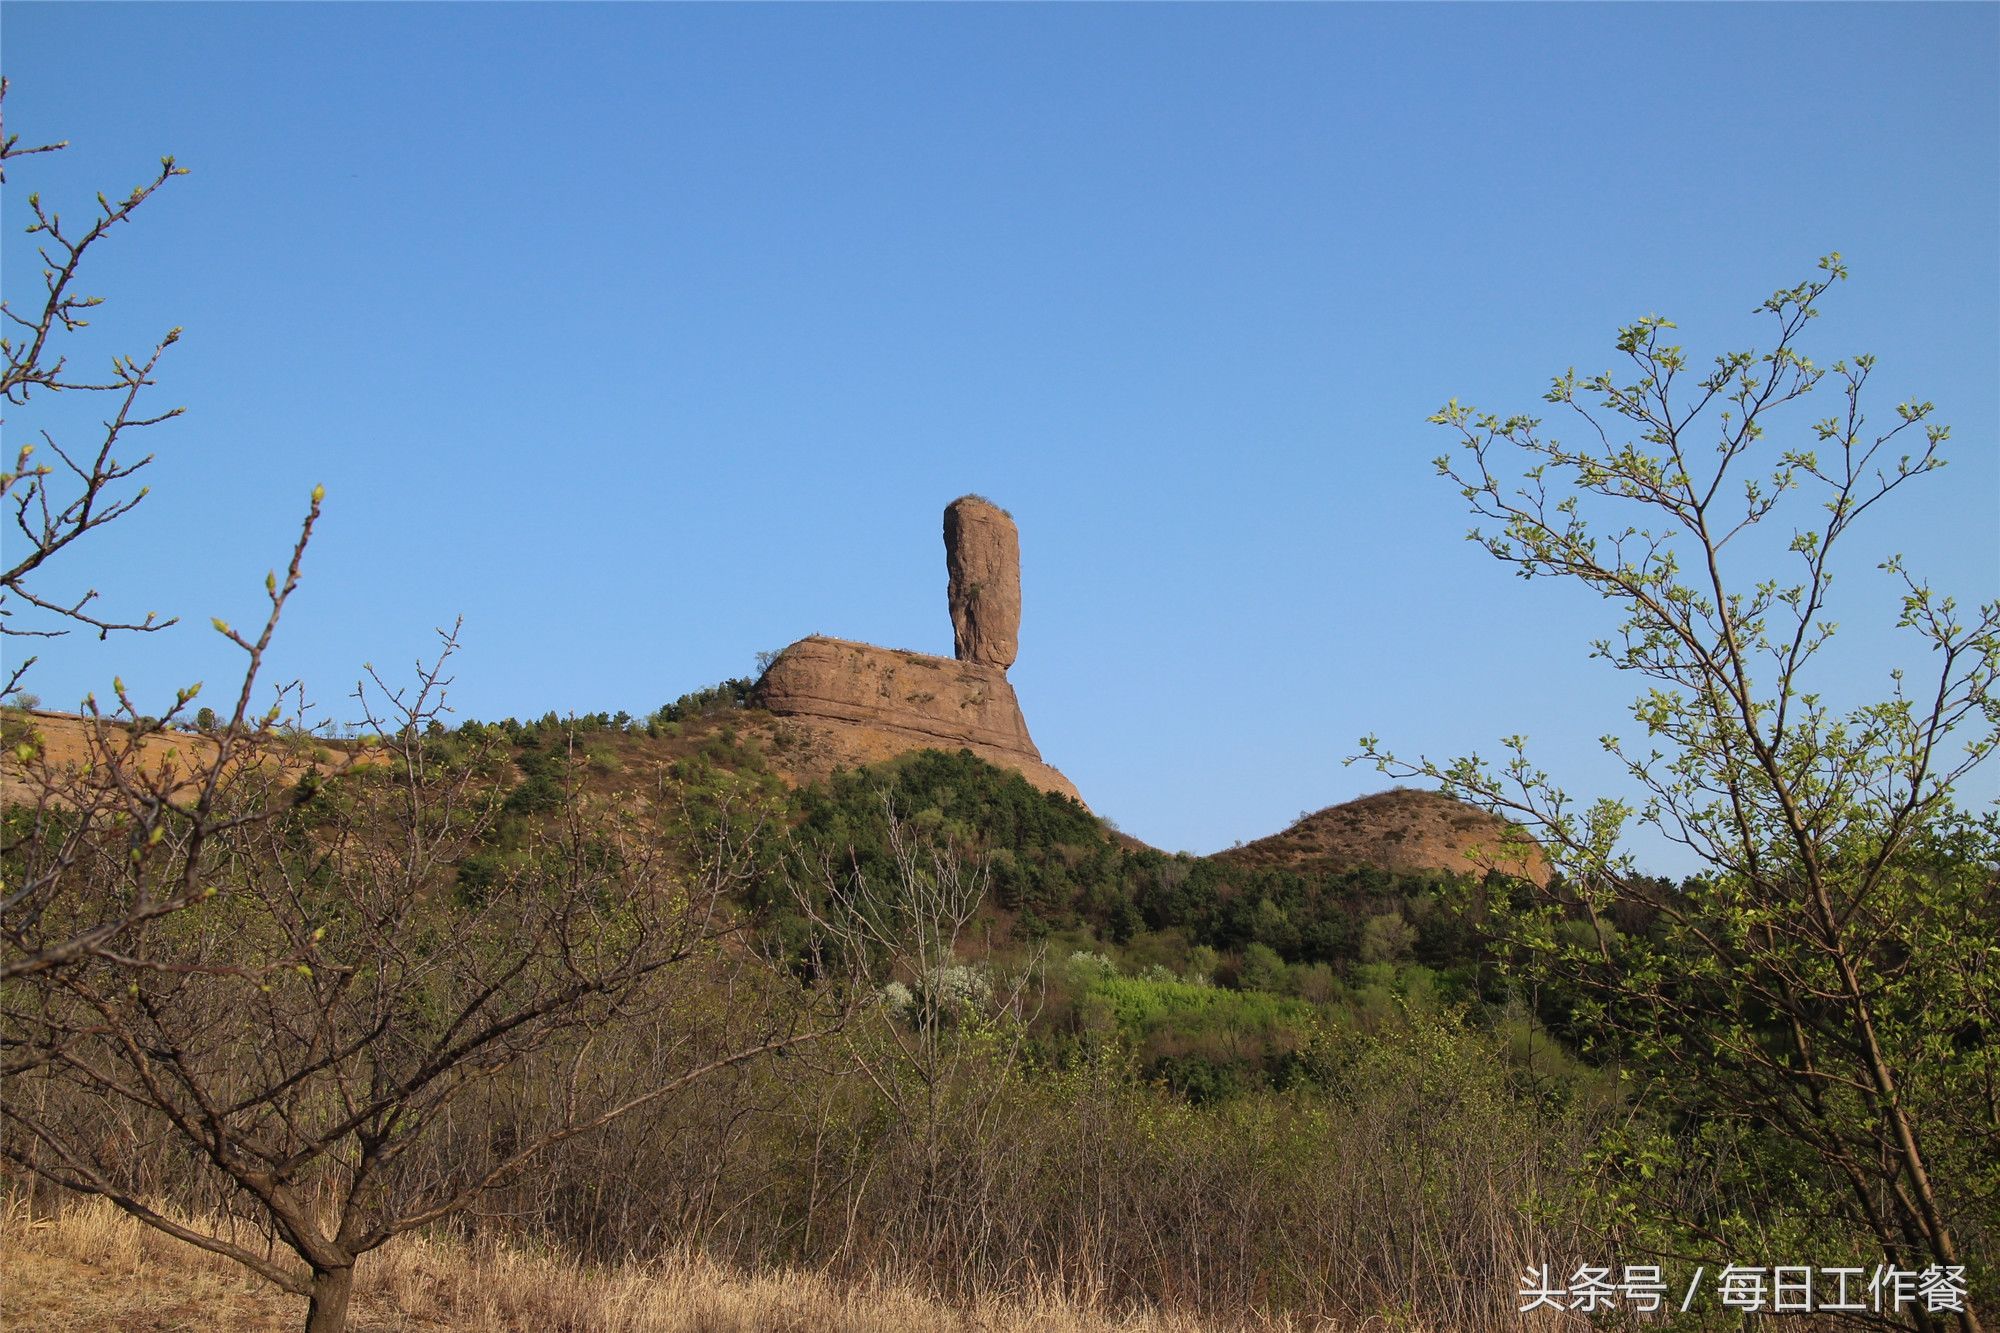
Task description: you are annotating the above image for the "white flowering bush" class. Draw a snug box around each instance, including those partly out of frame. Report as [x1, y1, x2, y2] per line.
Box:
[1064, 950, 1118, 985]
[925, 963, 991, 1012]
[878, 980, 916, 1019]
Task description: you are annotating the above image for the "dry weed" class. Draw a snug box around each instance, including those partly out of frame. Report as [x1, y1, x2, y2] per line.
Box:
[0, 1195, 1380, 1332]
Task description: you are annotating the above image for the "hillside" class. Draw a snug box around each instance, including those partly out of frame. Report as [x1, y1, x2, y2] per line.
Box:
[4, 696, 1541, 1110]
[1215, 788, 1550, 886]
[4, 704, 1539, 893]
[0, 708, 381, 810]
[10, 693, 1883, 1330]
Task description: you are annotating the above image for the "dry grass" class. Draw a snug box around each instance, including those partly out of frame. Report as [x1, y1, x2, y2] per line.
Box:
[1, 1195, 300, 1332]
[0, 1195, 1357, 1332]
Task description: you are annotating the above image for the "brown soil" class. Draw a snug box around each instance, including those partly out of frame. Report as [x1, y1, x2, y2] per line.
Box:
[1, 709, 379, 809]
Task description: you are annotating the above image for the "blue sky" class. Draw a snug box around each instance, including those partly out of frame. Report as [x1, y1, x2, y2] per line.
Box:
[6, 3, 1996, 868]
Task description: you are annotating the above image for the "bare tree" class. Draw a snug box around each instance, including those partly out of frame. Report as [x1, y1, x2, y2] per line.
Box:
[790, 803, 1044, 1271]
[2, 497, 323, 981]
[3, 633, 853, 1333]
[0, 80, 333, 984]
[1, 77, 186, 685]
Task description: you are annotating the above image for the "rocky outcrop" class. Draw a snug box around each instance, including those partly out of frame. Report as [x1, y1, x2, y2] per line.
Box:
[943, 496, 1020, 669]
[754, 637, 1080, 802]
[1215, 788, 1550, 885]
[755, 638, 1033, 754]
[750, 498, 1082, 805]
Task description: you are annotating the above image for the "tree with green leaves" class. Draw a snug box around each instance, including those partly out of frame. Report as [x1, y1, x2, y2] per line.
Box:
[1361, 256, 1997, 1331]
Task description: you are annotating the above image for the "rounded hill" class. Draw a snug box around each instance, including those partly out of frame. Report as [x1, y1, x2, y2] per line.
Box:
[1216, 788, 1550, 886]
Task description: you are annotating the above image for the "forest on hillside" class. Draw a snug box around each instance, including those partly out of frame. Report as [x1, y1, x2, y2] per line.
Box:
[8, 694, 1997, 1330]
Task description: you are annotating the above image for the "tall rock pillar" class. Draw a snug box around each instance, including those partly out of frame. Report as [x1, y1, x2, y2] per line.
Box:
[943, 495, 1021, 670]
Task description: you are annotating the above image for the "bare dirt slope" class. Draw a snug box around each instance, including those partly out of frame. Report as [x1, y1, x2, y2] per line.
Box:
[1, 709, 376, 809]
[1216, 788, 1550, 885]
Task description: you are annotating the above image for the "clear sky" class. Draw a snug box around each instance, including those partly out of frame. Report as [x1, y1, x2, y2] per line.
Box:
[5, 3, 1996, 870]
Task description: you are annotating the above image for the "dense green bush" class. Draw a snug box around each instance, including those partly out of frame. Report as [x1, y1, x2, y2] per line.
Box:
[649, 677, 757, 730]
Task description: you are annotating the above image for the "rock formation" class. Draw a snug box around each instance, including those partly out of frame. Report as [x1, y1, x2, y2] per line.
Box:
[753, 637, 1080, 802]
[943, 496, 1021, 669]
[751, 498, 1081, 804]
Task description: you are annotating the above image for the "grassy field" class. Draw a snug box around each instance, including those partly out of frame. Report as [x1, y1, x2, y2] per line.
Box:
[0, 1195, 1370, 1333]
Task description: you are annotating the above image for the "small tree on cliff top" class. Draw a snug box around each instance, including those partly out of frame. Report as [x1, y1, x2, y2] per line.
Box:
[1360, 256, 1998, 1331]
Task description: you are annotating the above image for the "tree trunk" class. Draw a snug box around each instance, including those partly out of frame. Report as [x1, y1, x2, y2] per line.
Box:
[304, 1264, 355, 1333]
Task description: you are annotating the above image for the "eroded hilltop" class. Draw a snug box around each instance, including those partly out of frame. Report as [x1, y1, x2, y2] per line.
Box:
[1216, 787, 1550, 886]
